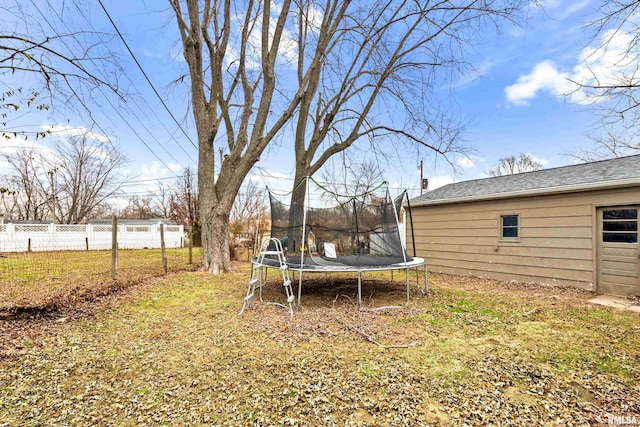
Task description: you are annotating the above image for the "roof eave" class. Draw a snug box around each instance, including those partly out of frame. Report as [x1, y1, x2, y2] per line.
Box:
[410, 178, 640, 207]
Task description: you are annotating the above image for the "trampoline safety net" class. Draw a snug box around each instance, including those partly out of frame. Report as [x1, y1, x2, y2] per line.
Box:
[267, 179, 412, 269]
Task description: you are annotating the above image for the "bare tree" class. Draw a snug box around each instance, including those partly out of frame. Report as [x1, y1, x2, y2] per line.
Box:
[169, 0, 526, 273]
[229, 182, 267, 240]
[320, 157, 385, 204]
[1, 89, 51, 140]
[565, 0, 640, 164]
[152, 182, 173, 219]
[0, 134, 127, 223]
[1, 2, 123, 125]
[564, 125, 640, 162]
[0, 33, 119, 94]
[229, 182, 268, 259]
[0, 146, 50, 221]
[287, 1, 514, 211]
[0, 186, 16, 215]
[120, 196, 159, 220]
[487, 153, 543, 176]
[51, 134, 127, 223]
[574, 0, 640, 130]
[170, 0, 310, 272]
[314, 158, 386, 228]
[84, 200, 116, 220]
[168, 167, 199, 245]
[0, 1, 129, 223]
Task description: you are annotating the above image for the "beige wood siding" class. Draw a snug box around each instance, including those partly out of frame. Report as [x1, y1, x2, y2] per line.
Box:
[596, 206, 640, 296]
[408, 186, 640, 292]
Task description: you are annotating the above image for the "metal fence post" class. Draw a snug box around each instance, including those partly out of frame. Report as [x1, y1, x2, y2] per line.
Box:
[160, 223, 167, 274]
[188, 226, 193, 264]
[111, 215, 118, 279]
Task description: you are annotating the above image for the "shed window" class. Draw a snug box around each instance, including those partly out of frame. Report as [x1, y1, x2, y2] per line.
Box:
[501, 214, 519, 240]
[602, 209, 638, 243]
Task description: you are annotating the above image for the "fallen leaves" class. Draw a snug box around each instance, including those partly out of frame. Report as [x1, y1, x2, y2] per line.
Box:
[0, 269, 638, 425]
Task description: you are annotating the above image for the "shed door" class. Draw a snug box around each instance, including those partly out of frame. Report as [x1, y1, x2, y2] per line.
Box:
[597, 206, 640, 296]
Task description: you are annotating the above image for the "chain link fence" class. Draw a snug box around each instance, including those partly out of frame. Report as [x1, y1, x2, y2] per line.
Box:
[0, 219, 200, 311]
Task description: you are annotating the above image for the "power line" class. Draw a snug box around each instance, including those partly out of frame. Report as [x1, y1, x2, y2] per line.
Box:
[117, 170, 418, 192]
[16, 1, 122, 155]
[68, 3, 197, 165]
[29, 1, 184, 177]
[38, 2, 192, 172]
[249, 170, 421, 192]
[98, 0, 198, 152]
[99, 94, 179, 173]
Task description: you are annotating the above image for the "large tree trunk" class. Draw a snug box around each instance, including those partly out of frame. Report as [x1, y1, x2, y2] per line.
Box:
[286, 163, 312, 256]
[171, 0, 298, 274]
[201, 209, 232, 274]
[196, 116, 235, 273]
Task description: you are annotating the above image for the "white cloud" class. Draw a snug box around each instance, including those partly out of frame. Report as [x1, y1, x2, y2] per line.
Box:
[506, 29, 639, 106]
[505, 60, 573, 105]
[139, 161, 173, 179]
[0, 134, 57, 166]
[305, 7, 323, 32]
[556, 0, 591, 20]
[47, 125, 110, 143]
[170, 45, 186, 63]
[456, 155, 482, 169]
[538, 0, 591, 17]
[142, 49, 166, 60]
[455, 58, 500, 89]
[538, 0, 561, 9]
[425, 175, 455, 191]
[527, 153, 549, 166]
[570, 29, 638, 103]
[120, 161, 178, 198]
[0, 133, 45, 155]
[167, 162, 182, 173]
[0, 135, 57, 179]
[249, 169, 288, 183]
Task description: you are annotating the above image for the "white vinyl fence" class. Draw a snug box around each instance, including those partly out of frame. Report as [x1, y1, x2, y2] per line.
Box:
[0, 222, 184, 252]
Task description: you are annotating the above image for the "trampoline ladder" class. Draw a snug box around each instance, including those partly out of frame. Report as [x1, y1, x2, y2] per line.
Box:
[239, 238, 295, 316]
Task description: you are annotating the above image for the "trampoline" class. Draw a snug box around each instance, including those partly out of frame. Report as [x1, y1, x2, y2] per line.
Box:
[240, 177, 427, 315]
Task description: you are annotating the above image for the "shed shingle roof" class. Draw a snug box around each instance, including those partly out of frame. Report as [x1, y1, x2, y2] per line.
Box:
[411, 154, 640, 206]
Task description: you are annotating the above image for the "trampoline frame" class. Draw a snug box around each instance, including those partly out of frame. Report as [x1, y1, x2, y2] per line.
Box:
[251, 255, 428, 308]
[243, 177, 428, 310]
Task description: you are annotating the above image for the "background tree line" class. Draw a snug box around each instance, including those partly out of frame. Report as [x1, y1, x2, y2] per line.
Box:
[0, 138, 267, 250]
[3, 0, 640, 273]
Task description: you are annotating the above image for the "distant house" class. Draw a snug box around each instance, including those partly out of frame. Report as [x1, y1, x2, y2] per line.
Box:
[408, 155, 640, 297]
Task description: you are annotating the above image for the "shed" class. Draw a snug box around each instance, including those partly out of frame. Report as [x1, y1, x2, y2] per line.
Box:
[408, 154, 640, 296]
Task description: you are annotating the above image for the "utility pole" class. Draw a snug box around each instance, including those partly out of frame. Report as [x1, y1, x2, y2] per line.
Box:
[419, 160, 423, 195]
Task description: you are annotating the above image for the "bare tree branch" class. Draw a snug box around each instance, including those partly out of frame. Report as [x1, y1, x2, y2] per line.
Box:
[563, 125, 640, 163]
[568, 0, 640, 155]
[0, 133, 127, 223]
[486, 153, 543, 176]
[0, 35, 122, 98]
[169, 0, 527, 273]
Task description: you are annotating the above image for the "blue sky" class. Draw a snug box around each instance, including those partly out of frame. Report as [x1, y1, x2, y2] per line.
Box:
[1, 0, 624, 202]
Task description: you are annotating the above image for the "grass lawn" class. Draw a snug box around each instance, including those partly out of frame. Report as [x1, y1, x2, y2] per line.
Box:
[0, 248, 201, 310]
[0, 264, 638, 426]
